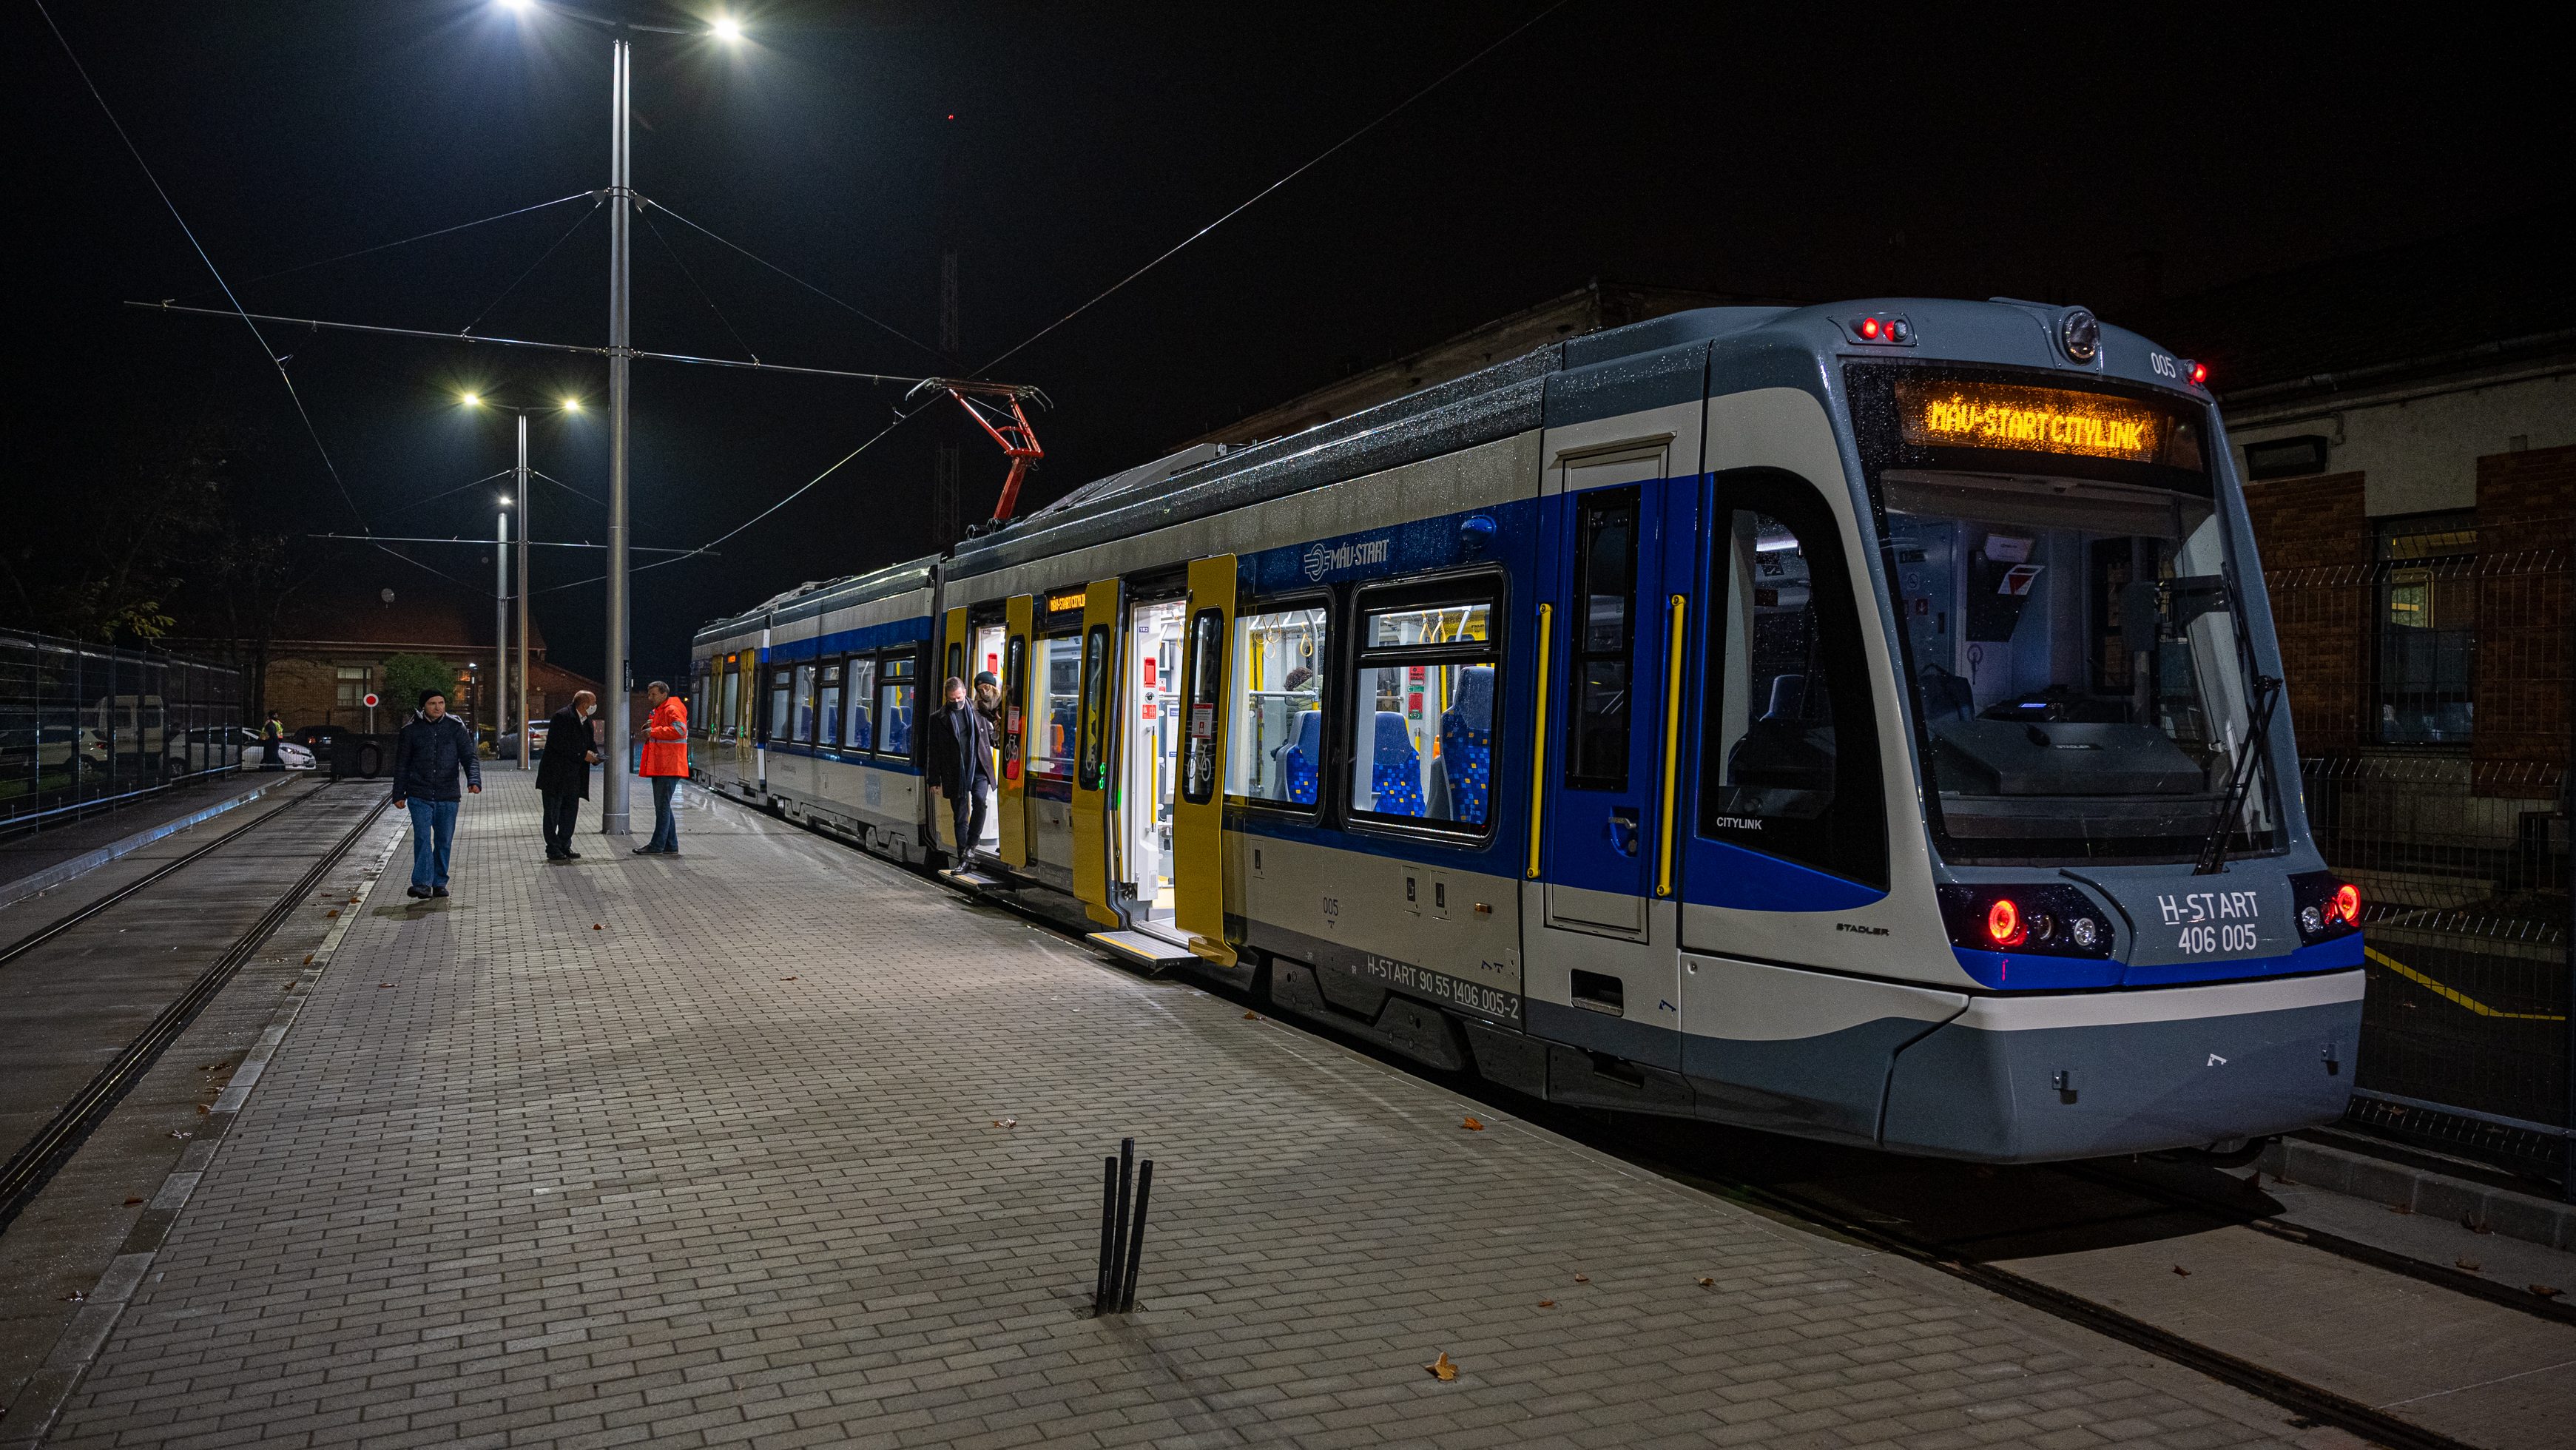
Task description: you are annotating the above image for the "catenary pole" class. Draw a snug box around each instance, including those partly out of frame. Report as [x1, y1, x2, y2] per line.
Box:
[495, 507, 510, 751]
[516, 410, 532, 770]
[602, 33, 633, 833]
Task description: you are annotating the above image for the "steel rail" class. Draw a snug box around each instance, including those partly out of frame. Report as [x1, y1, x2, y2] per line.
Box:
[0, 793, 389, 1235]
[0, 785, 318, 969]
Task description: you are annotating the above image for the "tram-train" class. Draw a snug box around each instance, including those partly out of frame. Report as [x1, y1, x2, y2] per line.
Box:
[690, 298, 2364, 1163]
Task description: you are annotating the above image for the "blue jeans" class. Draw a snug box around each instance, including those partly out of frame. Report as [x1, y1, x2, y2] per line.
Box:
[646, 775, 679, 852]
[408, 798, 460, 888]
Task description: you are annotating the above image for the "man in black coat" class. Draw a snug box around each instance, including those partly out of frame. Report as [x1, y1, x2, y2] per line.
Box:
[536, 689, 600, 862]
[924, 675, 996, 874]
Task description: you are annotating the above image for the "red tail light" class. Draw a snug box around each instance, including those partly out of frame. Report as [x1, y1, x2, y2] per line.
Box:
[2332, 883, 2361, 925]
[1856, 317, 1883, 340]
[1986, 897, 2027, 948]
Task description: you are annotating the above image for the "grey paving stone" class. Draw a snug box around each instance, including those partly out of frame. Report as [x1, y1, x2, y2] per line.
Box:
[41, 785, 2321, 1449]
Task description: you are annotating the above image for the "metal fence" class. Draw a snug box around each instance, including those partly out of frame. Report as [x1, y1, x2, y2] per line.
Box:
[0, 631, 246, 837]
[2276, 543, 2576, 1190]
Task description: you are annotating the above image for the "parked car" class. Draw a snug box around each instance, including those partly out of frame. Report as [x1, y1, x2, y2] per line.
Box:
[289, 724, 350, 752]
[166, 726, 316, 772]
[525, 718, 550, 752]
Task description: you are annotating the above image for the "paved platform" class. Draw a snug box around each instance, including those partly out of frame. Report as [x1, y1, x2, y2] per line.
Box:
[38, 780, 2350, 1449]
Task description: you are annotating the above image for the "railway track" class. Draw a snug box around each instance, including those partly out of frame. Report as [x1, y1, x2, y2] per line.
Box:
[0, 783, 390, 1234]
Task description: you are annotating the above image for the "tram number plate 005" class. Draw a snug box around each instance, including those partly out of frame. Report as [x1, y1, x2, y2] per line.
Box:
[2157, 890, 2261, 954]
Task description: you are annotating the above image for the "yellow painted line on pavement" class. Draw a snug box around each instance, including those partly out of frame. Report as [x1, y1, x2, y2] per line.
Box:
[2365, 945, 2566, 1021]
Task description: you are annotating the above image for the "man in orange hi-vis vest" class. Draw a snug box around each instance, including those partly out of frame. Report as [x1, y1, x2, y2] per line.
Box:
[635, 680, 689, 856]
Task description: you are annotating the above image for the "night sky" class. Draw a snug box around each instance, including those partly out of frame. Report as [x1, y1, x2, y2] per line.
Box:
[10, 1, 2550, 684]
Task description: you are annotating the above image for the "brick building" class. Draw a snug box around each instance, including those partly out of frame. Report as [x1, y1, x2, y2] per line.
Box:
[235, 569, 602, 738]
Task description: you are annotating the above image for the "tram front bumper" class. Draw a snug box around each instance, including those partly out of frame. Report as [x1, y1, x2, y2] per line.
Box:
[1878, 968, 2365, 1162]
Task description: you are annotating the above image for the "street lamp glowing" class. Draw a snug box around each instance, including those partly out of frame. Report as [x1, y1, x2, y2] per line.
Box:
[499, 0, 530, 12]
[562, 397, 582, 413]
[711, 15, 743, 42]
[461, 392, 482, 408]
[500, 495, 513, 507]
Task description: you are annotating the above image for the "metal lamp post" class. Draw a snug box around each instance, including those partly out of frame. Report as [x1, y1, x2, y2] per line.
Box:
[465, 394, 581, 769]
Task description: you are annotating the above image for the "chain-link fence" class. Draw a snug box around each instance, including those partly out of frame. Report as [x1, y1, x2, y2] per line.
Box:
[2276, 542, 2576, 1190]
[0, 631, 246, 837]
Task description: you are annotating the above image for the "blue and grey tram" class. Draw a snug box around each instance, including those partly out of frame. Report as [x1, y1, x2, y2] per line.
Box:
[689, 297, 2363, 1163]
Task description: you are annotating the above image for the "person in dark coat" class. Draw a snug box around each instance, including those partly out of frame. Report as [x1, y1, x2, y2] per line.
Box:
[536, 689, 599, 862]
[924, 675, 996, 874]
[388, 689, 481, 900]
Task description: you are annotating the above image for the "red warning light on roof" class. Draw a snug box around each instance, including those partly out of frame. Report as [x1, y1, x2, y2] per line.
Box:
[2188, 360, 2208, 385]
[1855, 317, 1882, 341]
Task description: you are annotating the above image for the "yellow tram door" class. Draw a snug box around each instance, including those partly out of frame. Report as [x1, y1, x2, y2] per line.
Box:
[997, 594, 1034, 869]
[1172, 555, 1238, 965]
[933, 606, 969, 853]
[1070, 580, 1124, 926]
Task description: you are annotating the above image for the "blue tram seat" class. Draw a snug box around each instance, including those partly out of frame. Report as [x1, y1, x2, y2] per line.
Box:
[1370, 711, 1423, 817]
[1279, 709, 1321, 805]
[1438, 666, 1494, 825]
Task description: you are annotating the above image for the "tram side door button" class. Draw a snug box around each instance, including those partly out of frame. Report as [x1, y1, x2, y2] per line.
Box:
[1252, 846, 1264, 879]
[1403, 874, 1420, 917]
[2051, 1069, 2078, 1104]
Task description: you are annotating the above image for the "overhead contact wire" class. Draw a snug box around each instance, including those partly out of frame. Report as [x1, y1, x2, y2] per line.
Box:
[642, 206, 763, 364]
[32, 0, 377, 536]
[459, 197, 603, 337]
[175, 190, 599, 300]
[974, 0, 1571, 375]
[641, 198, 941, 361]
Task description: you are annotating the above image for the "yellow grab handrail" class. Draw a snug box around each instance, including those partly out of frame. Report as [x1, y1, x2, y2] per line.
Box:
[1656, 593, 1687, 898]
[1525, 601, 1554, 880]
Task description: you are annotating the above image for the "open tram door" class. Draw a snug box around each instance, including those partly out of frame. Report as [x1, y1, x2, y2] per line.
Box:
[1523, 437, 1697, 1073]
[1070, 580, 1125, 928]
[997, 594, 1034, 869]
[931, 607, 971, 858]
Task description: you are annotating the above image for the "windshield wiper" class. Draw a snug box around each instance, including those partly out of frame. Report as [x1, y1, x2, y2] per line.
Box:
[2194, 672, 2282, 875]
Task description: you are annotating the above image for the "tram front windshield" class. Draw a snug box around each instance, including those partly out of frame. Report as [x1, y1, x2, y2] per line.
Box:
[1855, 369, 2274, 864]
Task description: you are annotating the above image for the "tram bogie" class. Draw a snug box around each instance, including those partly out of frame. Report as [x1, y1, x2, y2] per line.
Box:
[691, 298, 2364, 1164]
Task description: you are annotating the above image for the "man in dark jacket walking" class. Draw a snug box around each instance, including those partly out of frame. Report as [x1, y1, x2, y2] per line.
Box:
[924, 675, 995, 874]
[388, 689, 482, 900]
[536, 689, 599, 862]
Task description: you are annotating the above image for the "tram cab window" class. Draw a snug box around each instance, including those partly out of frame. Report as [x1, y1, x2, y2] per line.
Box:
[791, 664, 818, 743]
[766, 668, 791, 742]
[817, 663, 843, 748]
[1227, 604, 1328, 806]
[1348, 593, 1498, 829]
[1028, 635, 1082, 780]
[845, 658, 876, 752]
[876, 655, 917, 759]
[1700, 479, 1886, 887]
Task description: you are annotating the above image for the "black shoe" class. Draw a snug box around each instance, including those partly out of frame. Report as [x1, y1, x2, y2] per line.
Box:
[564, 851, 582, 860]
[545, 852, 567, 862]
[633, 846, 660, 855]
[433, 886, 450, 897]
[406, 885, 430, 900]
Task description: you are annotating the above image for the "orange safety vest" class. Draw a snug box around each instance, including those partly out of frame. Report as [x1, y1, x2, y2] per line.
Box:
[640, 696, 689, 777]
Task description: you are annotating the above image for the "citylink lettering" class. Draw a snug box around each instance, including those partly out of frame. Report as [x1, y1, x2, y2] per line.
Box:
[1302, 534, 1393, 581]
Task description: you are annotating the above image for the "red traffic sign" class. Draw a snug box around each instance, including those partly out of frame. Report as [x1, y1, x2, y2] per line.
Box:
[363, 692, 380, 708]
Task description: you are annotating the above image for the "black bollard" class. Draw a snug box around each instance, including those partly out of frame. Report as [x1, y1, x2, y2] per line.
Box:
[1116, 1160, 1154, 1312]
[1093, 1156, 1119, 1314]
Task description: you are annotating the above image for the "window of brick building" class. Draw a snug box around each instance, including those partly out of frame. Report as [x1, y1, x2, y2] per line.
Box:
[335, 665, 372, 707]
[2375, 513, 2475, 744]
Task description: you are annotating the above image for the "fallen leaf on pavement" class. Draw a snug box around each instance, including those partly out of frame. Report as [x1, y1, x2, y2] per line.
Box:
[2533, 1285, 2563, 1299]
[2457, 1259, 2482, 1272]
[1425, 1351, 1457, 1382]
[122, 1198, 142, 1207]
[1537, 1300, 1555, 1309]
[1697, 1278, 1714, 1288]
[2389, 1203, 2414, 1215]
[325, 909, 339, 918]
[2466, 1216, 2494, 1234]
[593, 924, 602, 931]
[2171, 1265, 2191, 1277]
[1460, 1116, 1484, 1131]
[1243, 1011, 1260, 1020]
[991, 1118, 1017, 1128]
[1573, 1273, 1589, 1284]
[196, 1104, 209, 1115]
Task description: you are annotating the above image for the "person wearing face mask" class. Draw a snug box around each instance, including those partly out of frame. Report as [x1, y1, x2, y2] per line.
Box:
[536, 689, 601, 862]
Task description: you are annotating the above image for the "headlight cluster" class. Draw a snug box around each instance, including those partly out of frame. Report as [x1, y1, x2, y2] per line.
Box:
[1936, 884, 2116, 959]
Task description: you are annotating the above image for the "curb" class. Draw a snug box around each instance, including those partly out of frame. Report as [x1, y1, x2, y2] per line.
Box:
[0, 780, 287, 914]
[2259, 1133, 2576, 1252]
[0, 821, 406, 1450]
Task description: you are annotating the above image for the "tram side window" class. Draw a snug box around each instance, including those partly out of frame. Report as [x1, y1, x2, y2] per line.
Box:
[1699, 481, 1886, 886]
[792, 663, 818, 743]
[721, 664, 740, 738]
[845, 657, 876, 752]
[1227, 604, 1328, 805]
[1348, 595, 1499, 829]
[1567, 487, 1640, 790]
[692, 674, 708, 737]
[1028, 634, 1081, 780]
[766, 667, 792, 742]
[817, 662, 843, 748]
[877, 655, 916, 759]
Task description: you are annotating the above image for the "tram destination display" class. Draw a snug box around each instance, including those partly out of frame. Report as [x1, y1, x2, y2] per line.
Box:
[1895, 377, 2197, 468]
